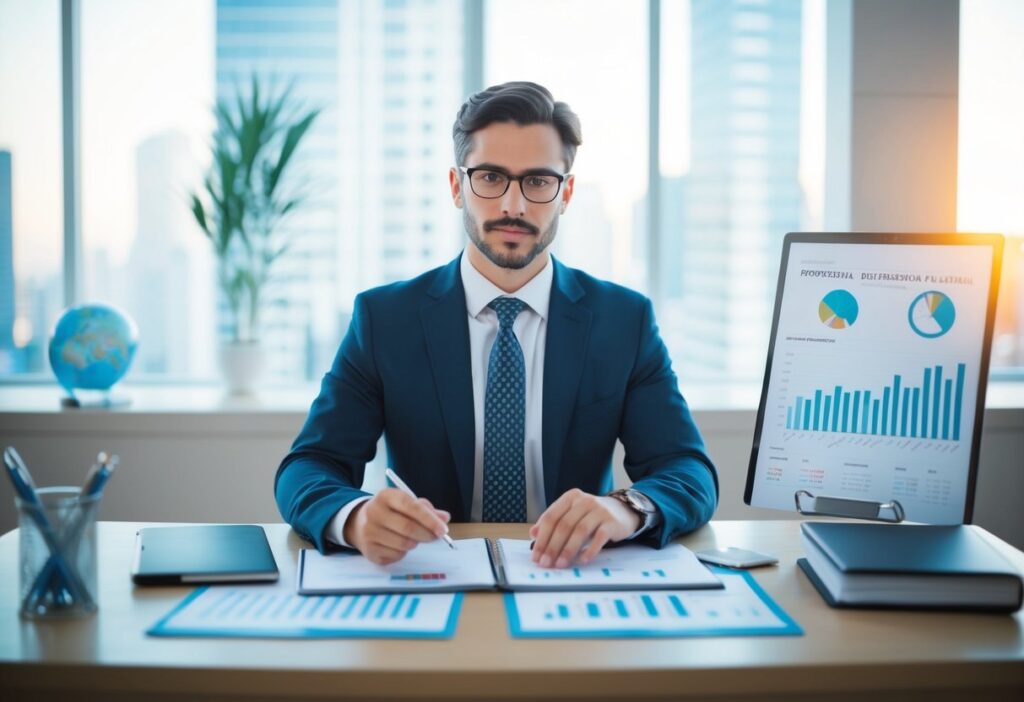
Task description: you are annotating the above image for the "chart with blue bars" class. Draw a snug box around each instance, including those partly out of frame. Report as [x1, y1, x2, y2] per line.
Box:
[526, 568, 667, 580]
[505, 571, 802, 638]
[148, 585, 461, 638]
[785, 362, 967, 441]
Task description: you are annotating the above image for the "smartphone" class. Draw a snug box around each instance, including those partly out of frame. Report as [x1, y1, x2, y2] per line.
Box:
[695, 547, 778, 569]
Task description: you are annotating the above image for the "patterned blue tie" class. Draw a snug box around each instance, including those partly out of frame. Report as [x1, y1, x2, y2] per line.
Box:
[483, 297, 528, 522]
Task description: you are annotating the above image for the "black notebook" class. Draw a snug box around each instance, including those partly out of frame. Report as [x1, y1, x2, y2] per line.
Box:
[132, 525, 279, 585]
[798, 522, 1022, 612]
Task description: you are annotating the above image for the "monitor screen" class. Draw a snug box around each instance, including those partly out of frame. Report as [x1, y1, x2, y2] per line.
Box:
[744, 232, 1003, 524]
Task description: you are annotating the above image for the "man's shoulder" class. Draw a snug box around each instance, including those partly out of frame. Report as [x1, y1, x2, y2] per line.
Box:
[556, 260, 649, 310]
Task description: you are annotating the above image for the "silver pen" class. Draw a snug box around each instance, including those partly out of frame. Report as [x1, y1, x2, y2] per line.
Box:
[384, 468, 456, 550]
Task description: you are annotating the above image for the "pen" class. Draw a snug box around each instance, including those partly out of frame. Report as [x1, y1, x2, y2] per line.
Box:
[384, 468, 456, 550]
[28, 452, 119, 605]
[4, 447, 95, 610]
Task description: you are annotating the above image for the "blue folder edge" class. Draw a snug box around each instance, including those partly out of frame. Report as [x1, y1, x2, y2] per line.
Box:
[146, 587, 464, 640]
[503, 568, 803, 638]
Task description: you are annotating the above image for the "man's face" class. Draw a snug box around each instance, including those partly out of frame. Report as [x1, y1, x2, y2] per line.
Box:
[450, 122, 574, 271]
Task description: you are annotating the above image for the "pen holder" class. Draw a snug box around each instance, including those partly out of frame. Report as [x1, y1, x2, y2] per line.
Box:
[16, 486, 100, 619]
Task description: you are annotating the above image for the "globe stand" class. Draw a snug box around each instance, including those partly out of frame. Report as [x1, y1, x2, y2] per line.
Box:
[60, 389, 132, 410]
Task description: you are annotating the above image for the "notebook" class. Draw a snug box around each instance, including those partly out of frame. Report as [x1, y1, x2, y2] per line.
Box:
[132, 525, 279, 585]
[798, 522, 1023, 612]
[297, 538, 722, 595]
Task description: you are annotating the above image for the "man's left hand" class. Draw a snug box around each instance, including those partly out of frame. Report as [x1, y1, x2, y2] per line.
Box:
[529, 489, 640, 568]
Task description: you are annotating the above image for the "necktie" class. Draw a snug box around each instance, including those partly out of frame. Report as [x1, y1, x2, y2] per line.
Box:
[482, 297, 527, 522]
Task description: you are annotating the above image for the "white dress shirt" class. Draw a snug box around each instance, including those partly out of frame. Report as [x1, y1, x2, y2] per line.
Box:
[462, 251, 551, 522]
[327, 251, 552, 546]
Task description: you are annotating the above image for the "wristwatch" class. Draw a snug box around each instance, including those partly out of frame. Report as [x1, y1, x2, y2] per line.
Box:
[607, 488, 660, 538]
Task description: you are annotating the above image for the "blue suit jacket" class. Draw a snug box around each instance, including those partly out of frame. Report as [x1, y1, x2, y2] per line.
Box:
[275, 255, 718, 552]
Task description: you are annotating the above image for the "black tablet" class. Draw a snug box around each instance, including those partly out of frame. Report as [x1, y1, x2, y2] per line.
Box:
[131, 524, 279, 585]
[744, 232, 1003, 524]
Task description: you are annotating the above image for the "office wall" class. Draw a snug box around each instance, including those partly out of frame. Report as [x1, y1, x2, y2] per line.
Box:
[826, 0, 960, 231]
[2, 407, 1022, 550]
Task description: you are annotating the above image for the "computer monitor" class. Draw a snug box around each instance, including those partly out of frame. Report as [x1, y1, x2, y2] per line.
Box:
[744, 232, 1004, 524]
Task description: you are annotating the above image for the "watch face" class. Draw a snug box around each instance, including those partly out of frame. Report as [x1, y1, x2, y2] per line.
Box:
[625, 489, 654, 514]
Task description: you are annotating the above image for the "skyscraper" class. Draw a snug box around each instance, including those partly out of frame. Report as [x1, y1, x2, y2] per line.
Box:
[675, 0, 804, 382]
[126, 131, 216, 377]
[0, 150, 14, 370]
[215, 0, 464, 382]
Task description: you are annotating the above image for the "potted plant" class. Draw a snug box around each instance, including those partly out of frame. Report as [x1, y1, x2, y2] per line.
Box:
[190, 76, 319, 395]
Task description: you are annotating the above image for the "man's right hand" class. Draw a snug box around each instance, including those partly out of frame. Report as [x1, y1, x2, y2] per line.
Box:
[343, 488, 451, 565]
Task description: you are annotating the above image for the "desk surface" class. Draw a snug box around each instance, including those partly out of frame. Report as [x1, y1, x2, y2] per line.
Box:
[1, 520, 1022, 702]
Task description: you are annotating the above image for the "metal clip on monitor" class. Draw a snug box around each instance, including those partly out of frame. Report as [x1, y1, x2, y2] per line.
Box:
[794, 490, 905, 523]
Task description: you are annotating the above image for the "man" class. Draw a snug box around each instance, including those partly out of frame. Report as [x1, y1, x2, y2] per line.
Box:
[275, 81, 717, 568]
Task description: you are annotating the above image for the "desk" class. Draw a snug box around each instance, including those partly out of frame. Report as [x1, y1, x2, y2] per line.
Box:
[1, 520, 1022, 701]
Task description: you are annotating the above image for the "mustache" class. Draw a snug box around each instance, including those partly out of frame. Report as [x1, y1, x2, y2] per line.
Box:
[483, 217, 539, 236]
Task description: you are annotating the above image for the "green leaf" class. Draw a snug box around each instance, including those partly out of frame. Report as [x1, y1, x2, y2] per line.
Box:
[189, 194, 211, 239]
[269, 109, 318, 195]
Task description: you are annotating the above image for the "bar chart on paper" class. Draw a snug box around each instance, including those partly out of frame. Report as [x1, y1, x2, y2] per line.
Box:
[148, 584, 462, 639]
[505, 570, 801, 638]
[784, 362, 967, 442]
[498, 540, 722, 590]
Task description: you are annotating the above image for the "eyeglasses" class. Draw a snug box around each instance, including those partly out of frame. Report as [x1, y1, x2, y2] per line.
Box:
[459, 166, 568, 204]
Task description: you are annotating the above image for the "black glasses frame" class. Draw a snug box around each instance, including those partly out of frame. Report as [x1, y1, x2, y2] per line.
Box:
[459, 166, 568, 204]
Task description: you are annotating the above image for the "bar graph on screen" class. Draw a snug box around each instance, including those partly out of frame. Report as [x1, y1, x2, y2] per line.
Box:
[746, 233, 1003, 525]
[784, 362, 967, 441]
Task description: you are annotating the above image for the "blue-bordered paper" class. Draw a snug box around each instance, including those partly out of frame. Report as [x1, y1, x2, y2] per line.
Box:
[504, 568, 801, 638]
[148, 584, 462, 639]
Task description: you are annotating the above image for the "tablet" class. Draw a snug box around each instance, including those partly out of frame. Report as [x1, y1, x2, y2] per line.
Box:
[744, 232, 1003, 524]
[131, 524, 279, 585]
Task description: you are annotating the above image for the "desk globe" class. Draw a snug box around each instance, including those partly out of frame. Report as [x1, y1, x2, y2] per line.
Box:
[48, 303, 138, 407]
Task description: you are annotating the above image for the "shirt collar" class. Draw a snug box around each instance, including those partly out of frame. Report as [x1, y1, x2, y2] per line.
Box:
[460, 248, 553, 321]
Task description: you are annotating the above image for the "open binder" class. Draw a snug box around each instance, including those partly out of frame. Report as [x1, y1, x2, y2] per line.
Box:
[297, 538, 722, 595]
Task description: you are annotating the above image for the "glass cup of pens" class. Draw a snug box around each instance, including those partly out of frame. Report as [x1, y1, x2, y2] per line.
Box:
[17, 487, 101, 619]
[5, 447, 118, 620]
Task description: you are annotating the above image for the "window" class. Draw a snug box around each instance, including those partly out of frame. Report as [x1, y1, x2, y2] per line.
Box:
[959, 0, 1024, 374]
[0, 0, 467, 383]
[485, 0, 649, 290]
[4, 0, 1019, 389]
[0, 0, 62, 376]
[660, 0, 823, 384]
[79, 0, 217, 379]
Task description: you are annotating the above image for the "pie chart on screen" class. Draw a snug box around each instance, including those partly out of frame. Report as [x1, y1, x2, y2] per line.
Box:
[818, 290, 859, 329]
[909, 290, 956, 338]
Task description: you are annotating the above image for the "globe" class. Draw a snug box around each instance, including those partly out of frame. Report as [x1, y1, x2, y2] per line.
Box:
[48, 303, 139, 397]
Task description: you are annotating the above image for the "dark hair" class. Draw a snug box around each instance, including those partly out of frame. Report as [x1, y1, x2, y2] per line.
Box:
[452, 81, 582, 171]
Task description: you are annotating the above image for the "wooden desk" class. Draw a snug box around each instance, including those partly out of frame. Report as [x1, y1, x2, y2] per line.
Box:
[1, 520, 1022, 701]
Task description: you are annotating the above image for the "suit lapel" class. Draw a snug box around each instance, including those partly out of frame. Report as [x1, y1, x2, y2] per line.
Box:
[542, 259, 591, 506]
[420, 257, 475, 519]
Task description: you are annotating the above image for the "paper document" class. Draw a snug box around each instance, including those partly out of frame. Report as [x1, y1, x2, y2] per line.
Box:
[148, 582, 462, 639]
[497, 539, 721, 591]
[298, 538, 722, 594]
[505, 569, 802, 638]
[298, 538, 495, 594]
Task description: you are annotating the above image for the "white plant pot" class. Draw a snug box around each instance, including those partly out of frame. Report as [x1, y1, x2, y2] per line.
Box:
[219, 341, 265, 396]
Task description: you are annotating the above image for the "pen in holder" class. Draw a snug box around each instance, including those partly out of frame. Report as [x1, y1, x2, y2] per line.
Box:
[17, 487, 100, 618]
[5, 447, 116, 619]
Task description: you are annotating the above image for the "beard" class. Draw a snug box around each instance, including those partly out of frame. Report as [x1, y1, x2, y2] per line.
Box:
[463, 209, 559, 270]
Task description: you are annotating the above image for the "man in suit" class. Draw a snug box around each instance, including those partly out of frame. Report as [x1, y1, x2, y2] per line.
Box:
[275, 81, 718, 567]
